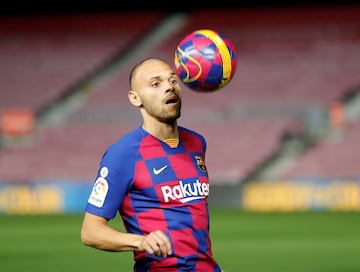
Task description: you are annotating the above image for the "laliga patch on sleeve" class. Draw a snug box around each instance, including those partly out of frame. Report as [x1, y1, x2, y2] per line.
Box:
[88, 176, 109, 208]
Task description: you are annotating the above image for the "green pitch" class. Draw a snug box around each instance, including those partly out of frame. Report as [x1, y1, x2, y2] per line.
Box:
[1, 210, 360, 272]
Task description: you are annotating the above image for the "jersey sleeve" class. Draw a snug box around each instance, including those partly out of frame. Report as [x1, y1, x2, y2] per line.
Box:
[85, 137, 138, 219]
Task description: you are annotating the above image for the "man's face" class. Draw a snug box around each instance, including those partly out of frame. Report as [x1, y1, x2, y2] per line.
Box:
[131, 59, 182, 123]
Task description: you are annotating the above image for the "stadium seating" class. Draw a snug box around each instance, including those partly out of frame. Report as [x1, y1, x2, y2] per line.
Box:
[183, 118, 302, 183]
[147, 4, 360, 182]
[0, 12, 164, 114]
[157, 5, 360, 108]
[281, 120, 360, 179]
[1, 5, 360, 184]
[0, 123, 138, 181]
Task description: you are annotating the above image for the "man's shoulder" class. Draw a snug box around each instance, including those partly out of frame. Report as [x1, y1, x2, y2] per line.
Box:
[179, 126, 205, 140]
[107, 126, 143, 152]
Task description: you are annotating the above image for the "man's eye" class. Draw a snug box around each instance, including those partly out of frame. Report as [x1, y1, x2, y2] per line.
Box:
[152, 82, 160, 88]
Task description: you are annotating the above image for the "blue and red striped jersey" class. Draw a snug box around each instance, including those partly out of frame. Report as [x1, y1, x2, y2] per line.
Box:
[86, 125, 222, 271]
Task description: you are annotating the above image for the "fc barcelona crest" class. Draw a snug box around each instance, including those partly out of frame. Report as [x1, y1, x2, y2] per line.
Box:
[195, 155, 207, 173]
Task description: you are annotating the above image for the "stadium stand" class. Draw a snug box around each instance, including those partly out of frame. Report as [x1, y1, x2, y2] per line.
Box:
[0, 123, 136, 181]
[0, 12, 164, 114]
[281, 120, 360, 179]
[184, 118, 302, 183]
[1, 4, 360, 184]
[156, 5, 360, 107]
[148, 4, 360, 182]
[0, 11, 165, 180]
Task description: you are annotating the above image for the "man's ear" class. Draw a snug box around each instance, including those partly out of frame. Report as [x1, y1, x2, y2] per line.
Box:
[128, 90, 142, 107]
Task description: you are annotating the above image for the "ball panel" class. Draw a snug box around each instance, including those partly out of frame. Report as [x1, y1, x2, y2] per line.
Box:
[195, 29, 233, 85]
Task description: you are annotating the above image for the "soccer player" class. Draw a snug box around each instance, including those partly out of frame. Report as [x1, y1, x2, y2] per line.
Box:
[81, 58, 223, 271]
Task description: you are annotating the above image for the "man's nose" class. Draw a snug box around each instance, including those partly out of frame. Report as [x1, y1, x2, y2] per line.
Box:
[166, 86, 176, 93]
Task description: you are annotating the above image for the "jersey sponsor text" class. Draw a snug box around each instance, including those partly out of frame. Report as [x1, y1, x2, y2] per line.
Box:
[161, 179, 209, 203]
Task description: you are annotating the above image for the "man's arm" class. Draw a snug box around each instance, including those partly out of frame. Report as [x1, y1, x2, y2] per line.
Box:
[80, 212, 172, 257]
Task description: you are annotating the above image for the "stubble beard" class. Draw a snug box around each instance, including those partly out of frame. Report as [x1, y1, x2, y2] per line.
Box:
[161, 104, 181, 124]
[142, 99, 182, 125]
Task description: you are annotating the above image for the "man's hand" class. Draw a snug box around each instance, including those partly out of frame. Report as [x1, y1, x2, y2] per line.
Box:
[139, 230, 172, 257]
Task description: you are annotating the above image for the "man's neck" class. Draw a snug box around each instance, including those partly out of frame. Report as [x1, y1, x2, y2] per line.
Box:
[142, 121, 179, 141]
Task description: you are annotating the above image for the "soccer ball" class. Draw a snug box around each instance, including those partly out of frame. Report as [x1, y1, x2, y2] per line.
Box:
[174, 29, 237, 92]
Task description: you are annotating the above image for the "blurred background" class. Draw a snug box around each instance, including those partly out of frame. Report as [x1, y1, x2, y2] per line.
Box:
[1, 2, 360, 272]
[1, 0, 360, 213]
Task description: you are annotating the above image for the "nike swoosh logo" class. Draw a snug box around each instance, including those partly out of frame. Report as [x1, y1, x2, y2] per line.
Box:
[153, 165, 168, 175]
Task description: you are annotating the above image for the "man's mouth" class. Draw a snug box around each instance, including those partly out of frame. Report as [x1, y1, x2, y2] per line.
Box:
[165, 96, 179, 105]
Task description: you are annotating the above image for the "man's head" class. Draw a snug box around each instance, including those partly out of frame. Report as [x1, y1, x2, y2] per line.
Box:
[128, 58, 182, 125]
